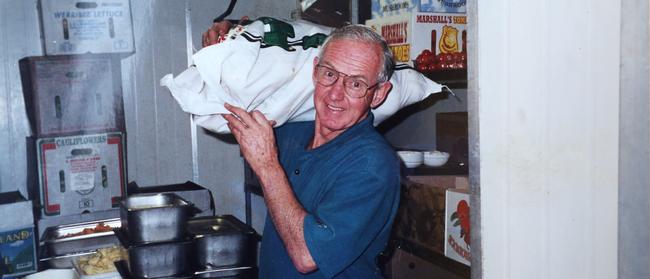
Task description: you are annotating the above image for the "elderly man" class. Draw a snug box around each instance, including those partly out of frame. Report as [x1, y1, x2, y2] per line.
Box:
[209, 23, 400, 278]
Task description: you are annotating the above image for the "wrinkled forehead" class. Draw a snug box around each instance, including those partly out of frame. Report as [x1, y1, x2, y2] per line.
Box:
[319, 39, 383, 78]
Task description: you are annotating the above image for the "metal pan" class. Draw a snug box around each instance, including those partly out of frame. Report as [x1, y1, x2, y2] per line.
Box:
[120, 193, 193, 244]
[39, 250, 96, 269]
[114, 228, 194, 278]
[188, 215, 257, 269]
[194, 266, 256, 279]
[42, 218, 121, 256]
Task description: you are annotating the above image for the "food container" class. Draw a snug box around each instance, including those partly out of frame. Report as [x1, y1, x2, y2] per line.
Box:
[423, 150, 450, 167]
[114, 229, 194, 278]
[42, 218, 121, 256]
[39, 250, 96, 269]
[73, 246, 126, 279]
[120, 193, 193, 244]
[397, 150, 423, 168]
[127, 181, 215, 217]
[187, 215, 257, 269]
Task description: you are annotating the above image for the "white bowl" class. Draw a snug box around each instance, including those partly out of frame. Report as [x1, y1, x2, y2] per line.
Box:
[397, 151, 423, 168]
[423, 151, 450, 167]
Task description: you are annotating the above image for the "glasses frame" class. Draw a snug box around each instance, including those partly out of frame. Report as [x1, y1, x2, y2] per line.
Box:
[314, 64, 381, 98]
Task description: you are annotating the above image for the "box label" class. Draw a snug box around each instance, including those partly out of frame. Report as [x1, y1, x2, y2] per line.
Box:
[37, 133, 126, 217]
[40, 0, 135, 55]
[0, 228, 37, 277]
[444, 190, 470, 265]
[371, 0, 420, 19]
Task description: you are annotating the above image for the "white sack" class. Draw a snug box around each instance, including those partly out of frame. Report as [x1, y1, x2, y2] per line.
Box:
[161, 18, 445, 134]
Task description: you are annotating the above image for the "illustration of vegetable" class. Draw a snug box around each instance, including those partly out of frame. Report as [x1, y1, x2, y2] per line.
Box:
[451, 199, 470, 246]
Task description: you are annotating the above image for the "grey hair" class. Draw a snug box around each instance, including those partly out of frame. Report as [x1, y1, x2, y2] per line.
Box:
[319, 24, 395, 83]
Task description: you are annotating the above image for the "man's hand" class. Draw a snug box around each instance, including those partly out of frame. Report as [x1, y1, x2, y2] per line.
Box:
[223, 103, 317, 274]
[222, 103, 278, 171]
[201, 16, 249, 47]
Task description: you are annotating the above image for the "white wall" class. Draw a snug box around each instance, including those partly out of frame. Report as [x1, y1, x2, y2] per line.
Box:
[382, 89, 468, 150]
[476, 0, 619, 278]
[618, 0, 650, 278]
[0, 0, 42, 199]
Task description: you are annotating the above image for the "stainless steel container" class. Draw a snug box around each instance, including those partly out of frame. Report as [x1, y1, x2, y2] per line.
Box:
[39, 250, 96, 269]
[115, 228, 194, 278]
[194, 266, 256, 279]
[42, 218, 121, 256]
[188, 215, 257, 269]
[120, 193, 192, 244]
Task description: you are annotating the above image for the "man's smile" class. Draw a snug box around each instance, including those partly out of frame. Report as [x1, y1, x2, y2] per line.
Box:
[327, 104, 344, 111]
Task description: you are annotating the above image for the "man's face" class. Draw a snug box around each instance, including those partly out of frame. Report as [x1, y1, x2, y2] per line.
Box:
[312, 39, 390, 136]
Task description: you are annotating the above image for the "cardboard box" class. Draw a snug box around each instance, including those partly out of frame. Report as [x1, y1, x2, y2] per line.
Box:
[419, 0, 466, 14]
[393, 178, 448, 253]
[366, 12, 468, 66]
[371, 0, 420, 19]
[0, 192, 37, 278]
[444, 188, 470, 265]
[36, 132, 127, 217]
[19, 54, 125, 137]
[127, 181, 216, 217]
[38, 0, 135, 55]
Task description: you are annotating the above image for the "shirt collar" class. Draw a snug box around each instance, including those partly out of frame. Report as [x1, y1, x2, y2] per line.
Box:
[307, 112, 375, 157]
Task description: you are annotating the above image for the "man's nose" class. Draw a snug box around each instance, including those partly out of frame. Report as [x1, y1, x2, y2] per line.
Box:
[328, 77, 346, 100]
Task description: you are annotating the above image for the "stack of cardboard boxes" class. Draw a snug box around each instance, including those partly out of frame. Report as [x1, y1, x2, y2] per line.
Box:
[23, 0, 134, 219]
[0, 1, 134, 277]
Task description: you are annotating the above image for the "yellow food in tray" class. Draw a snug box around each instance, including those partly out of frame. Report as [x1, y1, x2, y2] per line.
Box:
[76, 246, 126, 275]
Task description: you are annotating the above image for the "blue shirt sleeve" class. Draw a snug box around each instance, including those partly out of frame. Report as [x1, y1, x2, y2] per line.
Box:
[302, 152, 400, 278]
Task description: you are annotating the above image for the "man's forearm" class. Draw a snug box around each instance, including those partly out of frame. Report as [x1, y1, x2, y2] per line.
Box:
[255, 162, 317, 273]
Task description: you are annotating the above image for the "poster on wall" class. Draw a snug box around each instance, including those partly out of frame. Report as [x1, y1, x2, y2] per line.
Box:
[444, 188, 471, 266]
[371, 0, 420, 19]
[420, 0, 467, 14]
[366, 12, 468, 70]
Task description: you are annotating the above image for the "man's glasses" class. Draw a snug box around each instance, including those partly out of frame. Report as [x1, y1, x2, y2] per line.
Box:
[314, 64, 380, 98]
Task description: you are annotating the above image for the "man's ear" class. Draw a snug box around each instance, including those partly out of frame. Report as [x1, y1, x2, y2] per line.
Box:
[370, 81, 393, 108]
[312, 57, 319, 82]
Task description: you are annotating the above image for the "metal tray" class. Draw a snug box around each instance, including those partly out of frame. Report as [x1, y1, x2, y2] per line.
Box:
[114, 228, 194, 278]
[188, 215, 257, 269]
[42, 218, 121, 256]
[39, 250, 96, 269]
[194, 266, 256, 279]
[115, 260, 192, 279]
[120, 193, 193, 244]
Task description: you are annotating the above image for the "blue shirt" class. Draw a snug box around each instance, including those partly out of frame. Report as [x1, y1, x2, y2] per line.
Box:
[259, 114, 401, 279]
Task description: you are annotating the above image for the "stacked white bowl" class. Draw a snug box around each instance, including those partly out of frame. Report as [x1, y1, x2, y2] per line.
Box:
[396, 151, 424, 168]
[423, 150, 450, 167]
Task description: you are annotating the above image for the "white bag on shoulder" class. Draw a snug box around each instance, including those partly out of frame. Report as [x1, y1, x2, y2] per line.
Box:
[161, 18, 444, 134]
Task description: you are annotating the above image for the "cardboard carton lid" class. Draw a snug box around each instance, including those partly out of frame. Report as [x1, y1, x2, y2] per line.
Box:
[0, 191, 34, 230]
